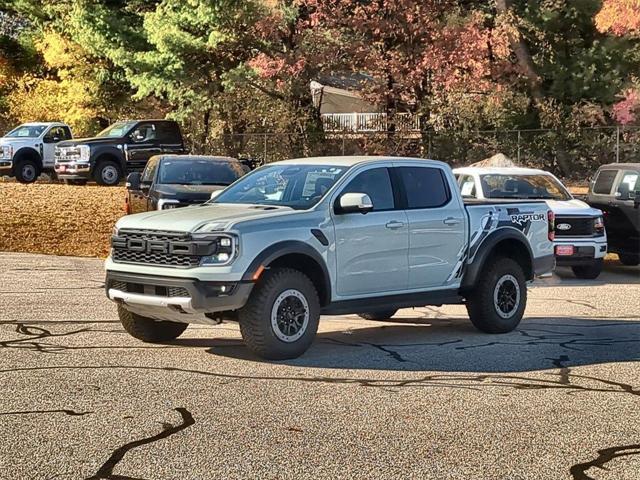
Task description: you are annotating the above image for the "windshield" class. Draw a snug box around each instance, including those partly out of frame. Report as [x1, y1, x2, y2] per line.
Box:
[158, 159, 245, 186]
[480, 174, 572, 200]
[5, 124, 47, 138]
[212, 164, 348, 209]
[96, 121, 137, 138]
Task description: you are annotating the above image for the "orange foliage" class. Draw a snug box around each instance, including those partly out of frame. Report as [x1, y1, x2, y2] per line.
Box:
[595, 0, 640, 36]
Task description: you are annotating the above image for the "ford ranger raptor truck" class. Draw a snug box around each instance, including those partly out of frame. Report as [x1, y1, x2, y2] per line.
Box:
[106, 156, 555, 360]
[0, 122, 73, 183]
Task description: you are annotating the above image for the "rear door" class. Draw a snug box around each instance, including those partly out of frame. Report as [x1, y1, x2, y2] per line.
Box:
[394, 163, 467, 289]
[332, 164, 409, 297]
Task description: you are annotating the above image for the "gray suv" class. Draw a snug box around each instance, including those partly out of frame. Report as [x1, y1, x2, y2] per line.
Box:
[106, 157, 555, 359]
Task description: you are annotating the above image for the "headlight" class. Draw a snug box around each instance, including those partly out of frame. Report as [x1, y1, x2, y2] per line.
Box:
[158, 199, 180, 210]
[1, 145, 12, 159]
[78, 145, 91, 162]
[112, 226, 119, 237]
[197, 234, 238, 266]
[594, 216, 605, 233]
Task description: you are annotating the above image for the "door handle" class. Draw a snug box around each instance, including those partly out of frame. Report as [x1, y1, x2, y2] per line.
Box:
[443, 217, 461, 225]
[385, 221, 405, 229]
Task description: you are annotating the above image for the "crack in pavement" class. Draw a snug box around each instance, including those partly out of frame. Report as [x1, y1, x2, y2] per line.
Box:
[570, 443, 640, 479]
[85, 407, 194, 480]
[0, 409, 93, 417]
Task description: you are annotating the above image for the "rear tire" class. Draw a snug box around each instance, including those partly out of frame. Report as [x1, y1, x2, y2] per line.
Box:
[94, 160, 121, 186]
[619, 254, 640, 266]
[358, 309, 398, 321]
[571, 258, 604, 279]
[118, 305, 187, 342]
[15, 158, 40, 184]
[466, 256, 527, 334]
[239, 268, 320, 360]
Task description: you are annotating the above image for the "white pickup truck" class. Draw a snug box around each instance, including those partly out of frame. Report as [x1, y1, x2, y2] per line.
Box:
[0, 122, 73, 183]
[454, 167, 607, 279]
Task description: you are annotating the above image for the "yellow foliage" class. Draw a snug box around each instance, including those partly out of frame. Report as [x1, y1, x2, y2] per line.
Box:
[5, 31, 102, 134]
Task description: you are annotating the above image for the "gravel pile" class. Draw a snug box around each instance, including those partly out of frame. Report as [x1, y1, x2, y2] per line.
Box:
[0, 183, 125, 257]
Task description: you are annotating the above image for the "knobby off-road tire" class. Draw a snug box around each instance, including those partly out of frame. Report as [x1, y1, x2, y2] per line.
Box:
[619, 254, 640, 266]
[239, 268, 320, 360]
[571, 258, 604, 279]
[466, 256, 527, 334]
[15, 158, 40, 183]
[358, 309, 398, 321]
[94, 160, 121, 186]
[118, 305, 187, 342]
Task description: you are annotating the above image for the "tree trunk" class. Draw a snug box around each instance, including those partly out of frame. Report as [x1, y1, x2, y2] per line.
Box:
[495, 0, 571, 175]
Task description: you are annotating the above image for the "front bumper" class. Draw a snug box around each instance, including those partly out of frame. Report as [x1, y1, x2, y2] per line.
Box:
[554, 238, 607, 266]
[0, 159, 12, 174]
[54, 161, 91, 179]
[105, 270, 254, 324]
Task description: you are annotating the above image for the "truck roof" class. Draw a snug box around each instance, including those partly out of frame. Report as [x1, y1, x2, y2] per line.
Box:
[453, 166, 551, 176]
[20, 122, 67, 127]
[597, 162, 640, 169]
[274, 156, 443, 168]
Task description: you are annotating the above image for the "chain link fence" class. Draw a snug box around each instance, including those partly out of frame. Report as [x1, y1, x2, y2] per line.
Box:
[201, 126, 640, 178]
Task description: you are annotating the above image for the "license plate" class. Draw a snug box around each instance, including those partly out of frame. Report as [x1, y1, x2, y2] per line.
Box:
[556, 245, 575, 256]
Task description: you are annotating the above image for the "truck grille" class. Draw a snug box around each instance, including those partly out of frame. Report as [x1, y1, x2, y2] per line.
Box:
[111, 229, 215, 268]
[555, 216, 595, 237]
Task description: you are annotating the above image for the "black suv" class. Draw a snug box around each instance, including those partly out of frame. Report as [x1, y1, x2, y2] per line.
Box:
[587, 163, 640, 266]
[125, 155, 248, 214]
[54, 120, 186, 186]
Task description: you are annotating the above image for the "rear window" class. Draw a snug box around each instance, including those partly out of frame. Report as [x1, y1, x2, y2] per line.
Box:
[156, 122, 182, 144]
[397, 167, 450, 208]
[158, 159, 243, 185]
[593, 170, 618, 195]
[616, 171, 639, 196]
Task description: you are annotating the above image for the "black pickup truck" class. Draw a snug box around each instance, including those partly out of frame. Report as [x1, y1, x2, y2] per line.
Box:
[586, 163, 640, 266]
[125, 155, 248, 214]
[54, 120, 186, 186]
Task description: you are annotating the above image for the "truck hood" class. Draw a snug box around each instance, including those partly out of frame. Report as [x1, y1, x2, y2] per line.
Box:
[546, 199, 602, 217]
[57, 137, 121, 148]
[116, 203, 296, 233]
[154, 184, 227, 202]
[0, 137, 32, 147]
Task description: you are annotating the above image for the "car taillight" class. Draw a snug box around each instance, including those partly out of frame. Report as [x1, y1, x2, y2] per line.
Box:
[548, 210, 555, 241]
[123, 198, 130, 214]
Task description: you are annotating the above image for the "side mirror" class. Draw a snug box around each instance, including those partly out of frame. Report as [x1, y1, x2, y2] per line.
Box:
[43, 136, 60, 144]
[338, 192, 374, 214]
[210, 190, 223, 201]
[126, 172, 141, 190]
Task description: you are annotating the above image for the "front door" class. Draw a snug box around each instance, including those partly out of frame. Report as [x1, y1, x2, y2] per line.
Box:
[42, 126, 71, 168]
[126, 122, 162, 170]
[332, 166, 409, 297]
[394, 164, 467, 289]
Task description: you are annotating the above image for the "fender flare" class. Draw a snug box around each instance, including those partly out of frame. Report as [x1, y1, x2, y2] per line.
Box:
[12, 146, 42, 167]
[242, 240, 332, 303]
[461, 228, 534, 290]
[91, 147, 126, 174]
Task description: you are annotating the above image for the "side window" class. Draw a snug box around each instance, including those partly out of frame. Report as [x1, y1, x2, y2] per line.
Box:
[340, 167, 395, 211]
[458, 175, 476, 198]
[130, 123, 157, 143]
[45, 127, 65, 141]
[593, 169, 618, 195]
[156, 122, 181, 143]
[62, 127, 72, 140]
[397, 166, 450, 208]
[142, 157, 160, 183]
[616, 171, 639, 197]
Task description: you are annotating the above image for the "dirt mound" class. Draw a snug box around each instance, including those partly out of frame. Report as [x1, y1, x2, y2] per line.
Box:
[0, 183, 125, 258]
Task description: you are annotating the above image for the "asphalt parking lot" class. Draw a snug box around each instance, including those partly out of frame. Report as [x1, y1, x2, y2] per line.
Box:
[1, 252, 639, 479]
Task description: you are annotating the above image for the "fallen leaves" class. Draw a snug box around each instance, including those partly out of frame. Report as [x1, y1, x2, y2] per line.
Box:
[0, 182, 125, 258]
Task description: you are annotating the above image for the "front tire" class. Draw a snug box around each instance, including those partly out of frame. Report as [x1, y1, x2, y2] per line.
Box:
[118, 305, 187, 342]
[239, 268, 320, 360]
[466, 256, 527, 334]
[15, 158, 40, 183]
[358, 309, 398, 321]
[619, 254, 640, 266]
[571, 258, 604, 279]
[94, 160, 121, 186]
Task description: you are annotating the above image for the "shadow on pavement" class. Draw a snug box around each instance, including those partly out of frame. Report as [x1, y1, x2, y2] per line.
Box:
[178, 315, 640, 373]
